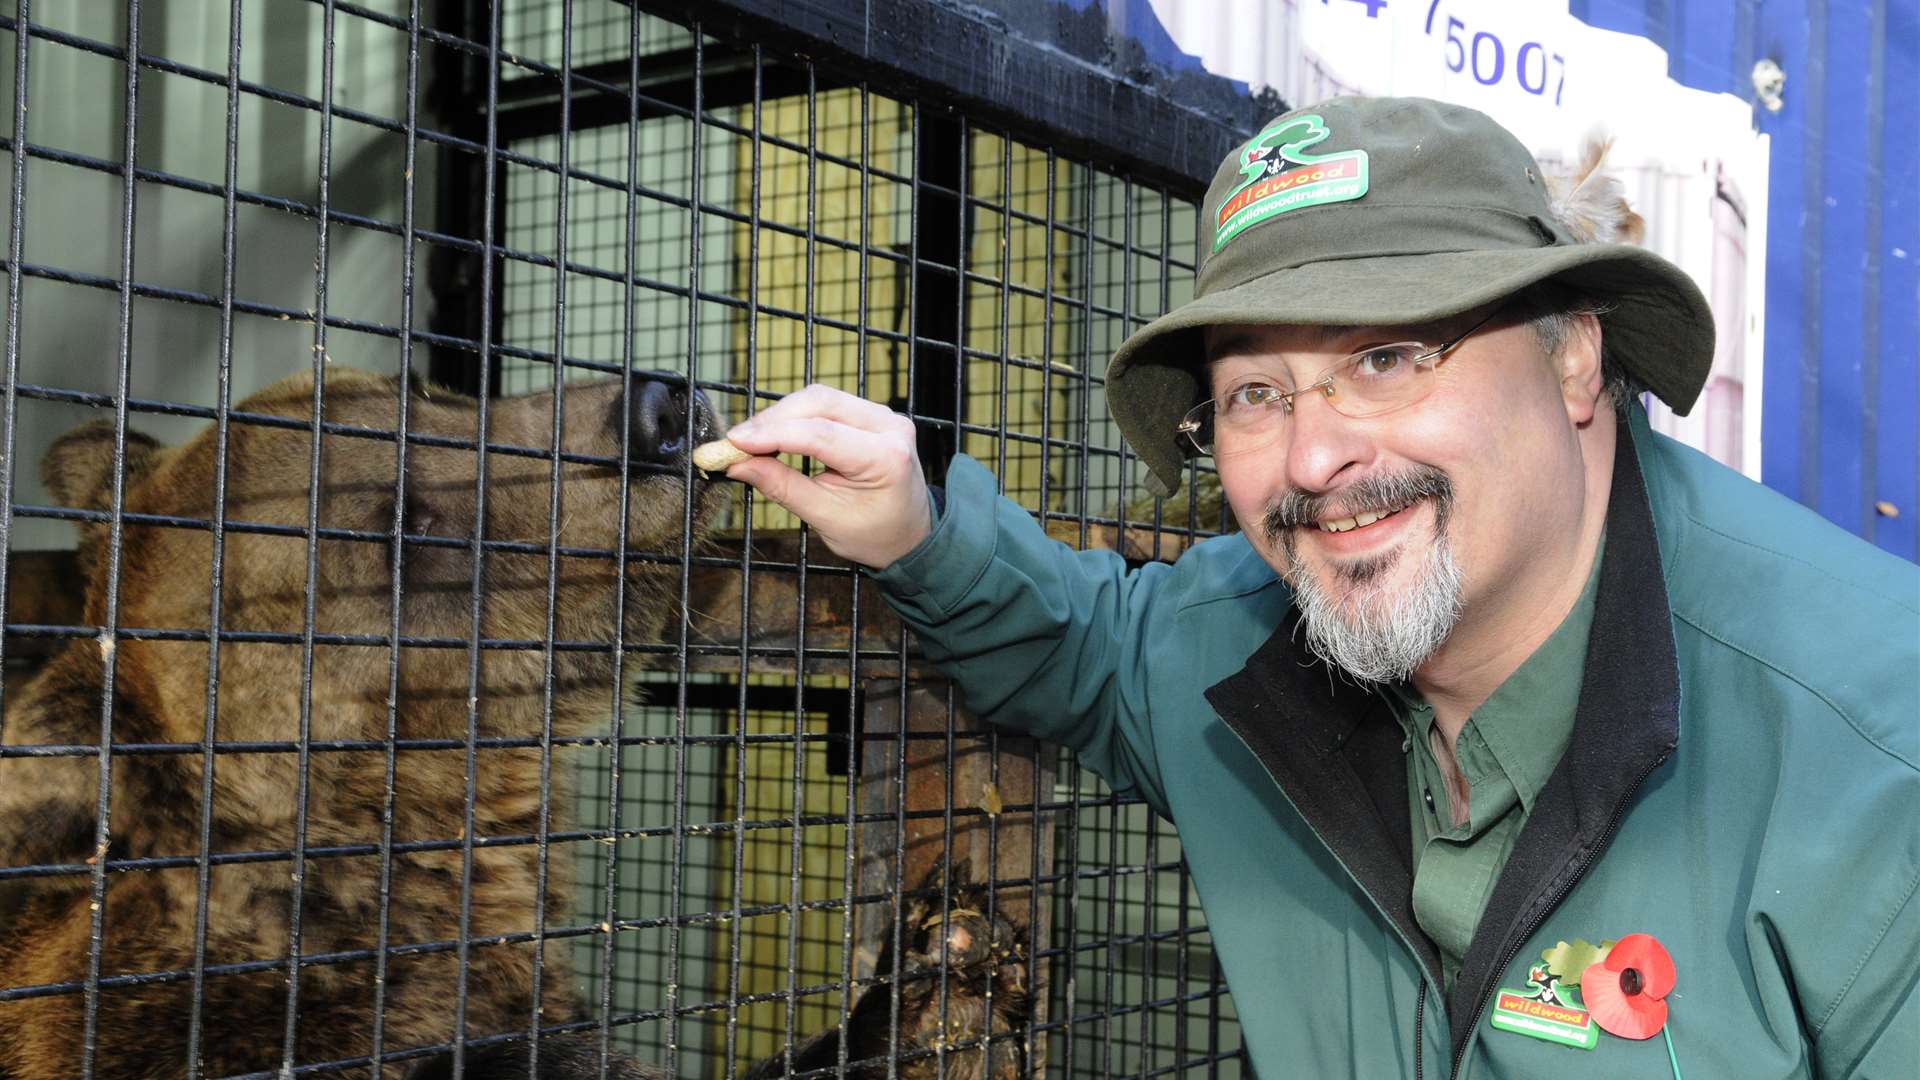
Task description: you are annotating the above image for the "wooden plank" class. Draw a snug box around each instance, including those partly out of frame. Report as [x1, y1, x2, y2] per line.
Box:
[854, 679, 1054, 1070]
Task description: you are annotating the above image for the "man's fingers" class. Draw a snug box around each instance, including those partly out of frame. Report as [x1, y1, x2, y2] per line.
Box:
[733, 384, 907, 437]
[722, 415, 905, 482]
[725, 455, 830, 522]
[711, 383, 929, 568]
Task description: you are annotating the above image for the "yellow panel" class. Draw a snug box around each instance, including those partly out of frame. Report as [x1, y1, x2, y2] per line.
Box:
[728, 93, 910, 533]
[722, 675, 856, 1070]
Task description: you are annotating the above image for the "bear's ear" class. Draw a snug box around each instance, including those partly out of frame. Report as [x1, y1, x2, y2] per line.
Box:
[41, 419, 162, 510]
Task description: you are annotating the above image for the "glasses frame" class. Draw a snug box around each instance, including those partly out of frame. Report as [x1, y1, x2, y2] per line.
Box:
[1177, 307, 1506, 457]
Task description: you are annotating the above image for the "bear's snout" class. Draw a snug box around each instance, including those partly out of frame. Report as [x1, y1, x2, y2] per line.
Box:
[625, 372, 717, 470]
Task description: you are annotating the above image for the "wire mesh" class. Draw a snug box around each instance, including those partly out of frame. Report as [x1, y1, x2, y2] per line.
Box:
[0, 1, 1243, 1077]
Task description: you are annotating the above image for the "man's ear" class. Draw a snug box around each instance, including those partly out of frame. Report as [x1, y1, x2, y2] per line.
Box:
[42, 419, 162, 510]
[1558, 313, 1606, 426]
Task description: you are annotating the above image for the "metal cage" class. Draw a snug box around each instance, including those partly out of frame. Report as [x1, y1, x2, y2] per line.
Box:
[0, 2, 1262, 1076]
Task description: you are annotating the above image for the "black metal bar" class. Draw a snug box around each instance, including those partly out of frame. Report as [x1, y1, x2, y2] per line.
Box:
[491, 42, 848, 141]
[1152, 184, 1182, 1076]
[0, 804, 1106, 895]
[985, 132, 1013, 1077]
[427, 0, 499, 392]
[367, 4, 424, 1075]
[722, 40, 765, 1079]
[1175, 851, 1194, 1078]
[776, 56, 822, 1080]
[1, 10, 1223, 282]
[1207, 948, 1226, 1080]
[0, 119, 1194, 280]
[0, 0, 28, 740]
[1057, 149, 1100, 1080]
[80, 2, 143, 1071]
[452, 3, 506, 1069]
[880, 101, 923, 1080]
[934, 112, 967, 1076]
[279, 0, 339, 1063]
[932, 677, 958, 1079]
[1031, 141, 1059, 1080]
[626, 0, 1260, 196]
[831, 75, 873, 1080]
[1101, 173, 1136, 1079]
[523, 1, 579, 1072]
[907, 108, 963, 481]
[0, 246, 1172, 399]
[0, 383, 1167, 481]
[595, 5, 650, 1075]
[0, 714, 911, 763]
[183, 0, 244, 1072]
[664, 26, 705, 1078]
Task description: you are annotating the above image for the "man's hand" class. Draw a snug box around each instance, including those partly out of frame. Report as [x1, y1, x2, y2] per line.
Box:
[720, 384, 934, 569]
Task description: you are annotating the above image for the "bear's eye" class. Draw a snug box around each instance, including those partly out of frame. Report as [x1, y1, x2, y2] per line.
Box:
[403, 492, 437, 538]
[381, 493, 438, 557]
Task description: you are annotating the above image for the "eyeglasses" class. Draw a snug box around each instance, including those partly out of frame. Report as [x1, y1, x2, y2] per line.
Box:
[1177, 308, 1504, 458]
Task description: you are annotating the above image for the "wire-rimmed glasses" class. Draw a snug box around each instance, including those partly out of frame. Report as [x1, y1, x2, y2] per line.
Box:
[1177, 309, 1505, 458]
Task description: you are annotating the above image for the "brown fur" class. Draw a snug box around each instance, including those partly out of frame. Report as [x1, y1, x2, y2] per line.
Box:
[0, 369, 721, 1078]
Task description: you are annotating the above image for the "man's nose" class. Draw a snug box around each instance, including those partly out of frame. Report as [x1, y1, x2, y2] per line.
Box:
[625, 373, 717, 468]
[1282, 387, 1373, 494]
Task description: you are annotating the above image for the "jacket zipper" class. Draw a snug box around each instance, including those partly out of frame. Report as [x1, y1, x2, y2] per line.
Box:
[1446, 746, 1673, 1079]
[1213, 722, 1446, 1075]
[1413, 981, 1427, 1080]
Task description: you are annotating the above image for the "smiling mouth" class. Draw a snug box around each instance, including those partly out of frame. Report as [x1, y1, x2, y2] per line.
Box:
[1314, 500, 1416, 534]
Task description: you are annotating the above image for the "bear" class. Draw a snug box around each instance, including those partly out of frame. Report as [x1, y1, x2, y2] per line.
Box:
[0, 367, 721, 1079]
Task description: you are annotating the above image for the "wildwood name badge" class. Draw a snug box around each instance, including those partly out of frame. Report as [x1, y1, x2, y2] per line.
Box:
[1490, 987, 1601, 1050]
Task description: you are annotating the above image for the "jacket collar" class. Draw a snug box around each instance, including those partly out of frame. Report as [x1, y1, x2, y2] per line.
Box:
[1203, 414, 1682, 1061]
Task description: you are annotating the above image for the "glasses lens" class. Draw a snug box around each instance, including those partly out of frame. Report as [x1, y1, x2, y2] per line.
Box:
[1326, 344, 1435, 418]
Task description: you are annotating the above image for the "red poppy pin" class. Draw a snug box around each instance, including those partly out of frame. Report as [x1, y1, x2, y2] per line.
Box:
[1578, 932, 1676, 1040]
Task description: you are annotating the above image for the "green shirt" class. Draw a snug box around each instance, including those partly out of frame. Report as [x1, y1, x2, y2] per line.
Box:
[1386, 536, 1605, 987]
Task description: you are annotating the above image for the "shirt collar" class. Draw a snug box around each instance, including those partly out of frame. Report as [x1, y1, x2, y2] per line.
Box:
[1386, 531, 1607, 818]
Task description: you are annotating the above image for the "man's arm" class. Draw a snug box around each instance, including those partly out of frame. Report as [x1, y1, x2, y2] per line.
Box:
[722, 386, 1173, 808]
[1809, 865, 1919, 1077]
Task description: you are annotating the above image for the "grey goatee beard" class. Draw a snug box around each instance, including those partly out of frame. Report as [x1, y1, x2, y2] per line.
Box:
[1262, 467, 1464, 684]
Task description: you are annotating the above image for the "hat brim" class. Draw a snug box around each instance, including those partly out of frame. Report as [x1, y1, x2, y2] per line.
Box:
[1108, 243, 1714, 497]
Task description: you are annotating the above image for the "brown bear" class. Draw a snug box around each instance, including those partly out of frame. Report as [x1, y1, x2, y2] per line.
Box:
[0, 367, 720, 1079]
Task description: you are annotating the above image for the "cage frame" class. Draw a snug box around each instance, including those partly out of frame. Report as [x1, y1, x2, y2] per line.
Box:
[0, 2, 1266, 1077]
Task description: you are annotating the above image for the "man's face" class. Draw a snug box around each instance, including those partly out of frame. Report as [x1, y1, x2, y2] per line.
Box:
[1203, 311, 1596, 681]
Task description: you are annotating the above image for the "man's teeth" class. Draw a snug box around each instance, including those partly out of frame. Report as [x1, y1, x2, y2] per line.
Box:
[1317, 503, 1410, 533]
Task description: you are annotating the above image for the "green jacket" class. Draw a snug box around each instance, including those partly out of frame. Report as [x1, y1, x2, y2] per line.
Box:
[872, 410, 1919, 1078]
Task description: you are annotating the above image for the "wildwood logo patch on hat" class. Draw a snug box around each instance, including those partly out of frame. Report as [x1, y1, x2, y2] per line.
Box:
[1213, 114, 1370, 252]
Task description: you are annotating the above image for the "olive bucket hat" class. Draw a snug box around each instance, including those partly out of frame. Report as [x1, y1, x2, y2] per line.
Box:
[1108, 96, 1715, 497]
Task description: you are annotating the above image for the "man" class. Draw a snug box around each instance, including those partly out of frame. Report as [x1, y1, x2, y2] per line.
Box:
[717, 98, 1918, 1076]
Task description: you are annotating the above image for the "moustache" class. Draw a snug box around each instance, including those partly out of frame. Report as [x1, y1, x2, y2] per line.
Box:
[1261, 467, 1455, 547]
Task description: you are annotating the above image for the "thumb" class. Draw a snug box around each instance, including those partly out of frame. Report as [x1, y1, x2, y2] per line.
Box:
[725, 455, 827, 523]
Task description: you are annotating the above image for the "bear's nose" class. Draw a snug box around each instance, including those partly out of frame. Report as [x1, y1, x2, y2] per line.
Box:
[626, 373, 716, 469]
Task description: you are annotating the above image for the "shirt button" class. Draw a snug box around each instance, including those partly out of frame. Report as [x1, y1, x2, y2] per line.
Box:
[1401, 738, 1411, 753]
[1423, 788, 1437, 813]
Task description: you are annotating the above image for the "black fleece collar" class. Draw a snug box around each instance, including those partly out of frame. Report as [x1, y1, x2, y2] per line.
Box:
[1202, 418, 1681, 1066]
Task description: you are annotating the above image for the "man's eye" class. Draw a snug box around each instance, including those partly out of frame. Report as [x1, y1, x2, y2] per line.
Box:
[1223, 384, 1285, 411]
[1350, 346, 1420, 379]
